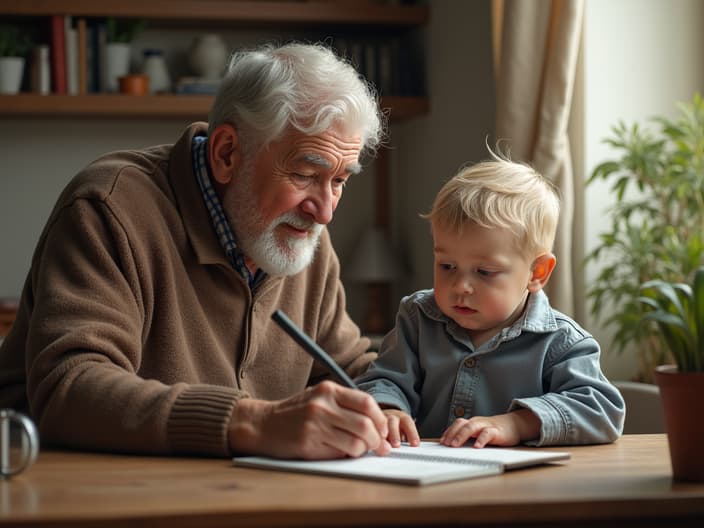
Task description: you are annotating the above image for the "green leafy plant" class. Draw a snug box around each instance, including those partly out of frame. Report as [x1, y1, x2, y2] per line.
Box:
[585, 93, 704, 381]
[0, 24, 33, 57]
[639, 267, 704, 373]
[106, 18, 146, 44]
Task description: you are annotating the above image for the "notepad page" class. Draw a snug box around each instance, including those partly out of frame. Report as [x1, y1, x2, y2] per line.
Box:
[233, 441, 569, 485]
[234, 451, 503, 485]
[391, 441, 570, 469]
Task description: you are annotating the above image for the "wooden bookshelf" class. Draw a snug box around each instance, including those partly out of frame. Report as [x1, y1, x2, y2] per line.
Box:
[0, 0, 429, 26]
[0, 95, 427, 120]
[0, 1, 429, 119]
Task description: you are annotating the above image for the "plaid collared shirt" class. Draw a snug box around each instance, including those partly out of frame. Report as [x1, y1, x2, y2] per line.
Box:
[192, 135, 263, 288]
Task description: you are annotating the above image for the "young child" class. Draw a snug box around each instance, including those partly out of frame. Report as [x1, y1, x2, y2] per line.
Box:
[356, 150, 625, 449]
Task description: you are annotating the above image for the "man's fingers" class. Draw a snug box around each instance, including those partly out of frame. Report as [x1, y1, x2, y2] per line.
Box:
[327, 382, 388, 440]
[299, 381, 389, 457]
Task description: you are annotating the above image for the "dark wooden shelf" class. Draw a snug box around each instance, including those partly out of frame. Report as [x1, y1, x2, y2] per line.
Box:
[1, 1, 429, 119]
[0, 94, 428, 120]
[0, 0, 429, 26]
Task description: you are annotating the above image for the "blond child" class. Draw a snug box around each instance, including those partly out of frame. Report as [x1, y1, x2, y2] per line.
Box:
[356, 150, 625, 448]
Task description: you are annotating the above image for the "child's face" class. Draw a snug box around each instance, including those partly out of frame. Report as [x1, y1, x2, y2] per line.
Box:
[432, 221, 535, 347]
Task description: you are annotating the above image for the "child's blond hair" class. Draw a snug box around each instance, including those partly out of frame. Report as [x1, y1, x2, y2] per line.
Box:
[423, 149, 560, 259]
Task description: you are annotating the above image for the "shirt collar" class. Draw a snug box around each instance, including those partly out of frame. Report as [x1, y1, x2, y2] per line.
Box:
[191, 135, 264, 287]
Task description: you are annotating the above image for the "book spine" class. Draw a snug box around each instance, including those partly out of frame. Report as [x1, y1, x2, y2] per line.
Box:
[31, 45, 51, 95]
[77, 18, 88, 95]
[65, 16, 79, 95]
[50, 15, 67, 94]
[96, 22, 107, 92]
[87, 19, 104, 93]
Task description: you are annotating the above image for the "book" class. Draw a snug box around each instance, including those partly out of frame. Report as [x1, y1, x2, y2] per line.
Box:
[77, 18, 88, 95]
[174, 76, 221, 95]
[233, 441, 570, 486]
[65, 16, 79, 95]
[50, 15, 67, 94]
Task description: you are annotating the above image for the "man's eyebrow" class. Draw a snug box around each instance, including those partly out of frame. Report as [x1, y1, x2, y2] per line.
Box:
[300, 153, 362, 175]
[346, 161, 362, 175]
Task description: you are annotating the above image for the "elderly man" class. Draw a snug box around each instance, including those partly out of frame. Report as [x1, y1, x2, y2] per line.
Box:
[0, 42, 390, 459]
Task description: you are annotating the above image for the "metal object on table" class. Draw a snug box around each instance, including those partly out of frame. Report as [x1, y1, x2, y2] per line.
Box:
[1, 409, 39, 478]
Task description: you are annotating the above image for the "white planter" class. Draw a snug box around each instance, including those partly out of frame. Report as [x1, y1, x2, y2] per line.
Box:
[0, 57, 25, 94]
[101, 43, 131, 92]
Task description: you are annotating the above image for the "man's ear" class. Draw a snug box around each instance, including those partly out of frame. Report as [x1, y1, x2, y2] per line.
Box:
[527, 253, 556, 293]
[208, 124, 242, 185]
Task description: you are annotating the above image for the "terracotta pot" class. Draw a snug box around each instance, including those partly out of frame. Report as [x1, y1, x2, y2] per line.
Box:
[119, 74, 149, 96]
[653, 365, 704, 481]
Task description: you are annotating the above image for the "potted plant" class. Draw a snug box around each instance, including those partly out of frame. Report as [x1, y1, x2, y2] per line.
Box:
[585, 93, 704, 382]
[101, 17, 146, 92]
[639, 267, 704, 481]
[0, 23, 33, 94]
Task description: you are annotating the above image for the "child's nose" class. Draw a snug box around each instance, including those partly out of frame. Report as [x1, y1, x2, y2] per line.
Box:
[456, 276, 474, 294]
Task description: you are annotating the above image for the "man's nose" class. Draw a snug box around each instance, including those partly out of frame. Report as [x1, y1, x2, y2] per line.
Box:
[300, 186, 337, 225]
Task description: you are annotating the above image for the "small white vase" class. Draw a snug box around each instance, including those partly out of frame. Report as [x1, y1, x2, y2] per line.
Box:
[188, 34, 228, 79]
[0, 57, 25, 94]
[101, 42, 131, 92]
[141, 49, 171, 94]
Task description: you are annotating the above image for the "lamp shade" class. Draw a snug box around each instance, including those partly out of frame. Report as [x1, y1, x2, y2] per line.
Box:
[344, 226, 403, 283]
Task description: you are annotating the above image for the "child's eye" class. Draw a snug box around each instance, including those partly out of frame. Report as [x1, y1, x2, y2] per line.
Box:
[476, 268, 497, 277]
[439, 263, 455, 271]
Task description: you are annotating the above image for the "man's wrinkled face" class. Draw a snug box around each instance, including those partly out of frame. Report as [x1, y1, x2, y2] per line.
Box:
[224, 126, 362, 276]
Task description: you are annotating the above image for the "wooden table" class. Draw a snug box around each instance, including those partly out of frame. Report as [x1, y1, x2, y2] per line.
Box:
[1, 434, 703, 527]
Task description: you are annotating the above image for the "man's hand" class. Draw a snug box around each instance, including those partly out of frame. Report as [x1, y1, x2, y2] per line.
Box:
[439, 408, 540, 448]
[381, 408, 420, 447]
[228, 381, 391, 459]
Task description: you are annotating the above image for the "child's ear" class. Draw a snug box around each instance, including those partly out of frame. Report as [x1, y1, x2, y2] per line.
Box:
[209, 123, 242, 185]
[527, 253, 556, 292]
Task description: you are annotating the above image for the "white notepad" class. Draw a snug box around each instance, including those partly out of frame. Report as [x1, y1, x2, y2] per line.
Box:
[233, 441, 570, 486]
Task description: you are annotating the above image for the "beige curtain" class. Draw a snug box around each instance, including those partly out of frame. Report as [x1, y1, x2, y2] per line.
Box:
[493, 0, 583, 316]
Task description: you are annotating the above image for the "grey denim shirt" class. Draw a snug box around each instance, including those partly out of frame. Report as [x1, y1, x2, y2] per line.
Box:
[356, 289, 625, 445]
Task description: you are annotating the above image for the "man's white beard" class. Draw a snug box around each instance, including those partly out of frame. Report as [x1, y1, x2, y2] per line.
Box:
[245, 211, 323, 276]
[225, 159, 324, 276]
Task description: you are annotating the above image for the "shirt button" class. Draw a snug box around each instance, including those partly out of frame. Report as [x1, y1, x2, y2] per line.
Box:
[454, 406, 465, 418]
[464, 357, 476, 368]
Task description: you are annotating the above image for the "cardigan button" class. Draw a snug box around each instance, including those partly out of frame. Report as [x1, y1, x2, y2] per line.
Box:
[464, 357, 476, 368]
[454, 406, 465, 418]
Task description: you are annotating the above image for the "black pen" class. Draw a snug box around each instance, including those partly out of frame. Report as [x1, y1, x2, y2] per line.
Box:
[271, 309, 357, 389]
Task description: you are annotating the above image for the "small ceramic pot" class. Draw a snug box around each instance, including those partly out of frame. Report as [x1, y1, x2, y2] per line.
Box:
[119, 74, 149, 95]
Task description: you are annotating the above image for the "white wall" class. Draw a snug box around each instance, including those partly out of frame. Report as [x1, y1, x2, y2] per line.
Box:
[394, 0, 495, 300]
[580, 0, 704, 379]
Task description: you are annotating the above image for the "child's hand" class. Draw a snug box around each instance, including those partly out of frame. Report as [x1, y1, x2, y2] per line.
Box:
[439, 408, 540, 448]
[382, 408, 420, 447]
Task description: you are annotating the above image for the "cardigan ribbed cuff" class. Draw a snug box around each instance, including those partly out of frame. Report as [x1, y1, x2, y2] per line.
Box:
[167, 385, 242, 456]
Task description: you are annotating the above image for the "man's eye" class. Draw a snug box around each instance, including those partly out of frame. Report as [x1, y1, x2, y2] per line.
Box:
[332, 178, 348, 191]
[291, 173, 313, 185]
